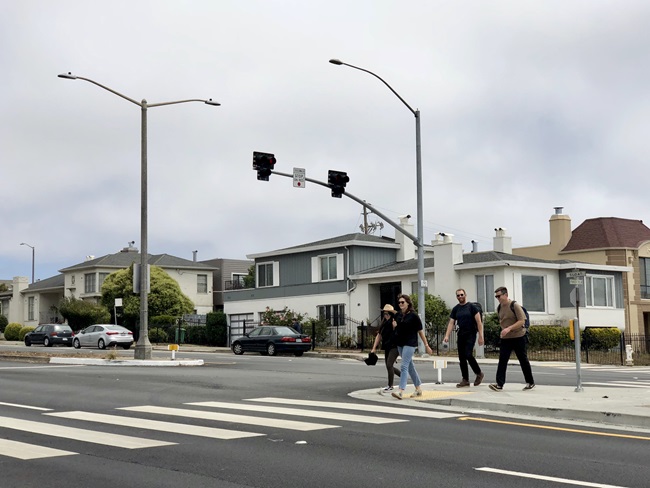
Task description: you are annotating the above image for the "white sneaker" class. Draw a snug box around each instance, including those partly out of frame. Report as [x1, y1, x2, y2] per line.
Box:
[382, 386, 393, 391]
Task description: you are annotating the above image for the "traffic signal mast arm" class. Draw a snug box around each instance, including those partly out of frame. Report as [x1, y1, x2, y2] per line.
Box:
[269, 169, 419, 245]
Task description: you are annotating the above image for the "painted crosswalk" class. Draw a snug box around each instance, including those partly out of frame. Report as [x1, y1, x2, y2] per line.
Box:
[0, 397, 458, 460]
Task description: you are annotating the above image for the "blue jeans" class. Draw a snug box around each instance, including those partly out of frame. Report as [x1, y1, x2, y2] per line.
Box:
[398, 345, 422, 390]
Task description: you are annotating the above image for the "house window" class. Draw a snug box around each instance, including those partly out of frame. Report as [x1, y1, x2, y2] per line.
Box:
[641, 257, 650, 299]
[521, 275, 545, 312]
[475, 274, 495, 313]
[320, 256, 337, 281]
[98, 273, 110, 291]
[257, 262, 274, 287]
[28, 297, 35, 321]
[586, 275, 615, 307]
[232, 273, 246, 287]
[84, 273, 96, 293]
[197, 274, 208, 294]
[318, 304, 345, 327]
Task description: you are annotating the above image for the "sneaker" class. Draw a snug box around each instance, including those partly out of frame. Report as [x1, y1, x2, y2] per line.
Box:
[391, 391, 403, 400]
[382, 386, 393, 392]
[456, 379, 470, 388]
[413, 389, 423, 397]
[474, 372, 485, 386]
[523, 383, 536, 391]
[489, 383, 503, 392]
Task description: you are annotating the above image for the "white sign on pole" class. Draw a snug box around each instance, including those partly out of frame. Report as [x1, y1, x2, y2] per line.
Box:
[569, 278, 583, 285]
[567, 271, 586, 278]
[114, 298, 123, 307]
[293, 167, 306, 188]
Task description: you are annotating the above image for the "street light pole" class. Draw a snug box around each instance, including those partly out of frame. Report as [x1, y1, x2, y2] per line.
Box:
[329, 59, 427, 352]
[20, 243, 35, 284]
[58, 72, 219, 359]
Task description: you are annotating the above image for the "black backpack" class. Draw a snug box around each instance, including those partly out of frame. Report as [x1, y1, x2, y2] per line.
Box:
[497, 300, 530, 331]
[469, 302, 483, 325]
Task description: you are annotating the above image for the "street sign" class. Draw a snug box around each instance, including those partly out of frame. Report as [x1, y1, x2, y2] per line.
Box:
[567, 271, 586, 278]
[569, 278, 583, 285]
[293, 167, 306, 188]
[114, 298, 123, 307]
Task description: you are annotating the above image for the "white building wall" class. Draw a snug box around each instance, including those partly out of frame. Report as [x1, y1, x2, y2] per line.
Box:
[166, 269, 214, 314]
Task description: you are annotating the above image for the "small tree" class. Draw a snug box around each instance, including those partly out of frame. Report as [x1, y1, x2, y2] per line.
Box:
[411, 293, 451, 345]
[243, 265, 255, 288]
[58, 297, 111, 331]
[259, 306, 307, 327]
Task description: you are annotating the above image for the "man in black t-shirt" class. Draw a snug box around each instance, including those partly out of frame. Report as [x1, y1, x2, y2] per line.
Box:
[443, 289, 485, 388]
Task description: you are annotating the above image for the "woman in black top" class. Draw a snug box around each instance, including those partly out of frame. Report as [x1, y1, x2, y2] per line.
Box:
[392, 294, 432, 399]
[371, 304, 401, 391]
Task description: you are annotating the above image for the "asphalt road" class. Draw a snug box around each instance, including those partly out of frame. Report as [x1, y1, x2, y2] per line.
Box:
[0, 351, 649, 488]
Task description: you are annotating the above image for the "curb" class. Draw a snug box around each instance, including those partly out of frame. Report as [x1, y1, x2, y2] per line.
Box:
[49, 357, 204, 367]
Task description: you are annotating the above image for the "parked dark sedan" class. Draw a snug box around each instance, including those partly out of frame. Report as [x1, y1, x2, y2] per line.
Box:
[231, 326, 311, 356]
[24, 324, 74, 347]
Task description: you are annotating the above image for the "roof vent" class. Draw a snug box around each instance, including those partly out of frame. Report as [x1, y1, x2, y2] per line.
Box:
[554, 206, 564, 215]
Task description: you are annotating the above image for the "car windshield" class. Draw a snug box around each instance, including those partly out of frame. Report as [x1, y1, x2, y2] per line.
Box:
[273, 326, 298, 336]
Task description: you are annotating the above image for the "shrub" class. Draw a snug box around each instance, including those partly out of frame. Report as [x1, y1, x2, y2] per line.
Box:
[0, 315, 8, 333]
[583, 327, 621, 351]
[206, 311, 227, 346]
[185, 325, 208, 345]
[148, 327, 168, 344]
[4, 323, 23, 341]
[528, 326, 571, 350]
[150, 315, 178, 327]
[338, 334, 356, 349]
[19, 326, 35, 341]
[303, 318, 329, 345]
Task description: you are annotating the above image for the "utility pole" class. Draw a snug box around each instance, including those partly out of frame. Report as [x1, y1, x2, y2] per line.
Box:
[359, 203, 384, 235]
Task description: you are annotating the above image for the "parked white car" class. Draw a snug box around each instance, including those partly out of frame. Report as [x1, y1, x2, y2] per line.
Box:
[73, 324, 133, 350]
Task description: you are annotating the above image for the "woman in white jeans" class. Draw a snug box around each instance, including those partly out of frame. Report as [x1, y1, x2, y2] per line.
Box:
[391, 294, 432, 399]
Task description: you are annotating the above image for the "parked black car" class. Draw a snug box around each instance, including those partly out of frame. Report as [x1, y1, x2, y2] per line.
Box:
[24, 324, 74, 347]
[231, 326, 311, 356]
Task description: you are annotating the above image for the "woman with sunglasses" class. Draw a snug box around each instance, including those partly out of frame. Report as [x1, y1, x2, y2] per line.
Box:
[392, 294, 432, 399]
[371, 304, 401, 391]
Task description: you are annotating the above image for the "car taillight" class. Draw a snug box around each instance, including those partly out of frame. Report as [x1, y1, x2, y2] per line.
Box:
[281, 337, 296, 342]
[51, 332, 58, 336]
[302, 337, 311, 343]
[127, 331, 133, 335]
[106, 331, 119, 335]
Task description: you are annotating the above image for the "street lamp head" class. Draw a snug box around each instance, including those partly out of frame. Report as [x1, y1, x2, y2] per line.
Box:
[204, 99, 221, 106]
[20, 242, 33, 248]
[58, 72, 77, 80]
[329, 59, 343, 65]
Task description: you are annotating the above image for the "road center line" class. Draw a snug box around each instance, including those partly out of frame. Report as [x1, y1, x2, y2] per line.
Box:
[459, 417, 650, 441]
[475, 467, 630, 487]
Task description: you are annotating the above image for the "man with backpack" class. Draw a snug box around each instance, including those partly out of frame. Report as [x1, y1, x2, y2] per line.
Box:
[443, 289, 485, 388]
[489, 286, 536, 392]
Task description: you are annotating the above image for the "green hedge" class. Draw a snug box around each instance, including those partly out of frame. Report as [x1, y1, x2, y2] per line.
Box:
[19, 326, 35, 341]
[4, 323, 23, 341]
[582, 327, 621, 351]
[0, 315, 8, 333]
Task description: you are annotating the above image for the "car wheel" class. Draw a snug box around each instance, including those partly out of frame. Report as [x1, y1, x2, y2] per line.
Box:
[122, 344, 131, 350]
[266, 343, 277, 356]
[232, 342, 244, 355]
[44, 337, 52, 347]
[24, 337, 31, 347]
[98, 338, 106, 350]
[294, 351, 304, 357]
[73, 338, 81, 349]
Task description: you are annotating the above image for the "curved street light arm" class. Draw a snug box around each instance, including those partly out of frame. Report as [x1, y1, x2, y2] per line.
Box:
[58, 73, 140, 106]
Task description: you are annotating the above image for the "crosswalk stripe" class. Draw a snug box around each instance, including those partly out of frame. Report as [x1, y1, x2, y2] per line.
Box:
[582, 382, 650, 389]
[247, 397, 460, 419]
[46, 411, 264, 440]
[0, 416, 173, 449]
[0, 401, 52, 411]
[187, 401, 408, 425]
[118, 405, 339, 431]
[0, 438, 77, 460]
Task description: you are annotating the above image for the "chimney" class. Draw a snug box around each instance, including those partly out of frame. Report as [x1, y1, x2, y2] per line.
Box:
[493, 228, 512, 254]
[395, 215, 415, 261]
[471, 240, 478, 253]
[549, 207, 572, 253]
[192, 250, 198, 262]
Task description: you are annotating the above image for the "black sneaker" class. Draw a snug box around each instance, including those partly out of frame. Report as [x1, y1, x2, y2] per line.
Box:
[489, 383, 503, 392]
[523, 383, 536, 391]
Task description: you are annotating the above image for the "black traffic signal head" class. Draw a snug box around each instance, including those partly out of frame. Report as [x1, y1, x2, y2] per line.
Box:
[328, 170, 349, 198]
[253, 151, 276, 181]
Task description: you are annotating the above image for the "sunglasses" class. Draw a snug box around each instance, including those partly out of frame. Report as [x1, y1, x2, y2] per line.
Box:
[495, 294, 503, 299]
[398, 300, 406, 304]
[456, 294, 464, 298]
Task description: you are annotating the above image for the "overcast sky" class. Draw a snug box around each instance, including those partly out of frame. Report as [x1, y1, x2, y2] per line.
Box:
[3, 0, 650, 282]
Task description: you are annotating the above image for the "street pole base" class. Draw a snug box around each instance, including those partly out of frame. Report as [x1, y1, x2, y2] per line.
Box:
[134, 339, 153, 360]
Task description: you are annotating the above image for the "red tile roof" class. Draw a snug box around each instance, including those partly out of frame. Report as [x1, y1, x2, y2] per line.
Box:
[561, 217, 650, 252]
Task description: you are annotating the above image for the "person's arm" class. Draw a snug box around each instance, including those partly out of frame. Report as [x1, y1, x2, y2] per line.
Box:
[371, 326, 382, 353]
[443, 318, 455, 343]
[418, 329, 433, 354]
[475, 312, 485, 346]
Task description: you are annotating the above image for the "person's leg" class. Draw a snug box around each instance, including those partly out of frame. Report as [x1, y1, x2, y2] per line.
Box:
[513, 336, 535, 385]
[466, 332, 482, 375]
[495, 338, 514, 387]
[405, 346, 422, 388]
[386, 348, 399, 387]
[457, 333, 470, 380]
[398, 346, 409, 391]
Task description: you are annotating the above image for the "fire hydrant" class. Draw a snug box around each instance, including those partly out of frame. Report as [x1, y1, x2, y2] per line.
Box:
[625, 344, 634, 366]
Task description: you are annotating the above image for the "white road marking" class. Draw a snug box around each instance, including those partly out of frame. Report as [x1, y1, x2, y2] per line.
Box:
[0, 415, 174, 449]
[0, 365, 85, 370]
[0, 402, 52, 411]
[582, 381, 650, 388]
[476, 467, 630, 487]
[187, 401, 407, 424]
[0, 438, 77, 460]
[46, 411, 264, 440]
[246, 397, 460, 419]
[118, 405, 339, 431]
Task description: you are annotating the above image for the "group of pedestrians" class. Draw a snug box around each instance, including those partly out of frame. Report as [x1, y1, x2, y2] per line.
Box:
[370, 286, 535, 397]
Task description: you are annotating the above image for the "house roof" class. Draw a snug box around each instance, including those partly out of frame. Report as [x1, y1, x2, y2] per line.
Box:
[561, 217, 650, 252]
[248, 232, 400, 259]
[60, 251, 217, 273]
[23, 274, 65, 292]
